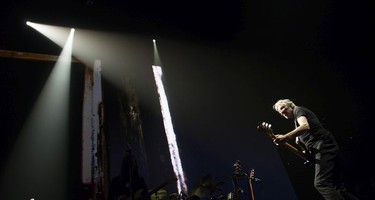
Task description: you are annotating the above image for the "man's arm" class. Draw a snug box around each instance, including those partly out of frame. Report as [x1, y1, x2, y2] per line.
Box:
[274, 116, 310, 144]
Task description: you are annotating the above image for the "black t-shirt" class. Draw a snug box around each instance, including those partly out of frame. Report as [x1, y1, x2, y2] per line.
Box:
[293, 106, 334, 151]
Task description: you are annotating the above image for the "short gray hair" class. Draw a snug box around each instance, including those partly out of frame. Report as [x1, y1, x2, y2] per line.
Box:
[273, 99, 296, 111]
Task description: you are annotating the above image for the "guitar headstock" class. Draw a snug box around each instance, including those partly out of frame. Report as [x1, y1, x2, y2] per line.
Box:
[256, 122, 274, 138]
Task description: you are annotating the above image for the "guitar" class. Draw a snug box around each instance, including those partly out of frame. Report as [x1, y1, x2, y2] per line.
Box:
[256, 122, 314, 165]
[248, 169, 255, 200]
[232, 161, 257, 200]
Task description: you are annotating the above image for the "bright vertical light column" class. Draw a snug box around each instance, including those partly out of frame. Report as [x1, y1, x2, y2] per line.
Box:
[152, 65, 188, 194]
[0, 28, 75, 200]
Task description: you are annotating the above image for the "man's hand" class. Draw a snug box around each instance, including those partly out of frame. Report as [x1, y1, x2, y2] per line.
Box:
[273, 134, 289, 145]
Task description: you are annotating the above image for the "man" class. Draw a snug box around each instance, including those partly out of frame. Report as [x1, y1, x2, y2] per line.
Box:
[272, 99, 358, 200]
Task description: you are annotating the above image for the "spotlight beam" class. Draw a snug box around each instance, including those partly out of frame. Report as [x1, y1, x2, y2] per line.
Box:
[152, 65, 188, 195]
[0, 29, 75, 200]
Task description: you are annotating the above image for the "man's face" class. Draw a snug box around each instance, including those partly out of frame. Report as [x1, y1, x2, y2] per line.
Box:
[276, 104, 294, 119]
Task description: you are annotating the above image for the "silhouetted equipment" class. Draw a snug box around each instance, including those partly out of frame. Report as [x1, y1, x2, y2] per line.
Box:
[231, 160, 259, 200]
[191, 175, 218, 199]
[248, 169, 255, 200]
[149, 177, 178, 199]
[231, 160, 245, 200]
[150, 189, 167, 200]
[190, 174, 225, 200]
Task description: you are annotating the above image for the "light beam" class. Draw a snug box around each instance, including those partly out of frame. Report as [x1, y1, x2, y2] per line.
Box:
[152, 65, 188, 195]
[0, 28, 75, 200]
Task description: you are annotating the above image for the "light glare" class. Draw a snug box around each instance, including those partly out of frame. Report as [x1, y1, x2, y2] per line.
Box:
[152, 65, 188, 194]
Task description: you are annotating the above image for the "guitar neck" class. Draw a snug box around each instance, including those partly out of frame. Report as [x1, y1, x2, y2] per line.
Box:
[257, 122, 312, 164]
[267, 134, 308, 162]
[282, 142, 308, 162]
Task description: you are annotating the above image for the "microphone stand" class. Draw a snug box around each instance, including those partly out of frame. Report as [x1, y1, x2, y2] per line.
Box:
[232, 160, 246, 200]
[126, 140, 134, 200]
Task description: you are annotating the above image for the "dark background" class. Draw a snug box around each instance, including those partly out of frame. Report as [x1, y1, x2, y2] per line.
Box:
[1, 0, 374, 199]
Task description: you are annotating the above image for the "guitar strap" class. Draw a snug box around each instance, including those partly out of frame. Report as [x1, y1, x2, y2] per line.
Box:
[294, 120, 308, 152]
[294, 119, 298, 129]
[294, 120, 301, 144]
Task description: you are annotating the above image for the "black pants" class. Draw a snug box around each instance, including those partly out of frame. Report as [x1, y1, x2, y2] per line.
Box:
[314, 144, 358, 200]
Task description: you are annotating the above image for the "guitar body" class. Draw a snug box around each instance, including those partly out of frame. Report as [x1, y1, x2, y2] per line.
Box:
[257, 122, 315, 165]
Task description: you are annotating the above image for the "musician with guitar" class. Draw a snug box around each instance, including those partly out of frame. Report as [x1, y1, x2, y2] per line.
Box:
[271, 99, 358, 200]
